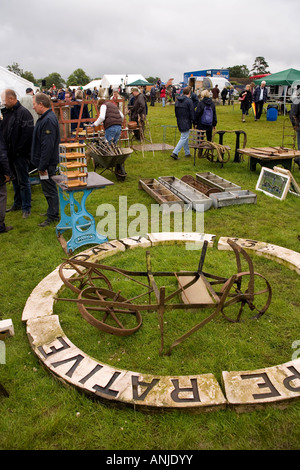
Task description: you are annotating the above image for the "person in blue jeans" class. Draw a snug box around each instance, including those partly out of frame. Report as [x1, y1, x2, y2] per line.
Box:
[91, 99, 124, 144]
[170, 87, 195, 160]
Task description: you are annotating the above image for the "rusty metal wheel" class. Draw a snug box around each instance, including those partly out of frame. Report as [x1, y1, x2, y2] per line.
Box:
[59, 259, 112, 294]
[221, 272, 272, 323]
[77, 286, 143, 337]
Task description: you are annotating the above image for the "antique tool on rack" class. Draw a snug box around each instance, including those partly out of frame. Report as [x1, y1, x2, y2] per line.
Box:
[86, 139, 132, 181]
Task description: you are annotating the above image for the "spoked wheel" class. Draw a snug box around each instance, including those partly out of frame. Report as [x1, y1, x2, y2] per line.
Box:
[77, 286, 143, 337]
[59, 259, 112, 294]
[220, 271, 272, 323]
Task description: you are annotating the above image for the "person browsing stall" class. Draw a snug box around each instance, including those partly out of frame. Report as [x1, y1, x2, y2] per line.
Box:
[91, 99, 124, 144]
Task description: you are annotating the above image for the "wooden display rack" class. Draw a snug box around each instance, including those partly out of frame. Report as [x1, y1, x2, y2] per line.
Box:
[59, 142, 88, 188]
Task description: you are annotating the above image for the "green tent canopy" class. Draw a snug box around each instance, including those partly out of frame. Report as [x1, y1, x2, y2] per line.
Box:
[127, 79, 153, 86]
[254, 68, 300, 86]
[254, 68, 300, 115]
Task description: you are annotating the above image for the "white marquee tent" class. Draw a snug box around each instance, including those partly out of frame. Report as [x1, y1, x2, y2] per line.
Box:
[82, 74, 148, 96]
[82, 79, 102, 90]
[0, 66, 38, 99]
[100, 74, 147, 90]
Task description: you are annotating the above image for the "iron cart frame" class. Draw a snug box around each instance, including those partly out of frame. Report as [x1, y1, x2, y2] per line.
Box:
[58, 239, 272, 356]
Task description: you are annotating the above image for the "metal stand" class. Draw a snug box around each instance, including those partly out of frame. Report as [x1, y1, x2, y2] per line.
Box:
[53, 173, 113, 255]
[214, 130, 247, 163]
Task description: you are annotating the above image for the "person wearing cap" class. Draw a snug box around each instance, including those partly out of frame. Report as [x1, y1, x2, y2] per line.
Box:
[91, 98, 124, 144]
[20, 88, 39, 124]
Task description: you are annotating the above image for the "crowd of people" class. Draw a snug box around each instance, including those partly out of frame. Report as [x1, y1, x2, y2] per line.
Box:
[0, 78, 299, 234]
[170, 80, 272, 160]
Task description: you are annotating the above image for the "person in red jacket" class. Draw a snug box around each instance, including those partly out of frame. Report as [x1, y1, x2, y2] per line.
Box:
[160, 85, 166, 107]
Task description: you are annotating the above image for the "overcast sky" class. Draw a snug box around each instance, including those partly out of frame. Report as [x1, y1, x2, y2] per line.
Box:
[1, 0, 299, 85]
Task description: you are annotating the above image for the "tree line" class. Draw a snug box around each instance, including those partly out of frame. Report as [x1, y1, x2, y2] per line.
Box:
[228, 57, 270, 78]
[6, 63, 95, 89]
[6, 56, 271, 89]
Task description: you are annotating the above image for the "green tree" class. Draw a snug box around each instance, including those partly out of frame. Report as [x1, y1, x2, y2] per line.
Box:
[146, 76, 159, 84]
[251, 57, 270, 75]
[6, 63, 37, 85]
[21, 71, 36, 84]
[7, 62, 23, 76]
[228, 65, 249, 78]
[66, 69, 91, 87]
[42, 72, 65, 89]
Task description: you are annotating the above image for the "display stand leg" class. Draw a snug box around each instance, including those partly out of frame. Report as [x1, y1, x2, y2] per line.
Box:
[56, 187, 108, 255]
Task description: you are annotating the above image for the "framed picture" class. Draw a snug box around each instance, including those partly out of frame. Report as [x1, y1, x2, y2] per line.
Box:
[256, 167, 291, 201]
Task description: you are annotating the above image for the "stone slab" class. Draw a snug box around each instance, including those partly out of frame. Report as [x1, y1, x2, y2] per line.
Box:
[118, 236, 151, 249]
[22, 267, 76, 322]
[0, 319, 14, 339]
[218, 237, 300, 275]
[223, 359, 300, 411]
[26, 315, 226, 411]
[147, 232, 216, 248]
[69, 240, 126, 262]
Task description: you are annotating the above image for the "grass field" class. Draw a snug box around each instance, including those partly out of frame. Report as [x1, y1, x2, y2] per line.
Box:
[0, 100, 300, 451]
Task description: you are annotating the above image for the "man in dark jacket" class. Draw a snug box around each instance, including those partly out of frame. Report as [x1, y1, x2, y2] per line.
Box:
[252, 81, 268, 120]
[0, 128, 13, 233]
[170, 87, 195, 160]
[32, 93, 60, 227]
[129, 87, 147, 139]
[221, 87, 228, 105]
[0, 89, 34, 219]
[150, 86, 156, 106]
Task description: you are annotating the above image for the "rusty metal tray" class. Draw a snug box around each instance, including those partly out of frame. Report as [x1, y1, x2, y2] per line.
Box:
[138, 178, 185, 212]
[181, 175, 222, 196]
[158, 176, 213, 212]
